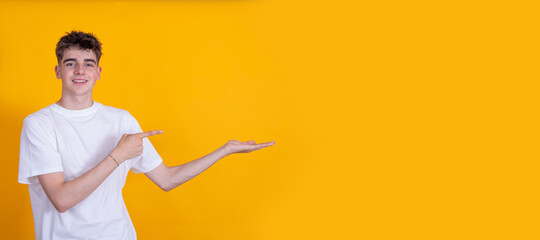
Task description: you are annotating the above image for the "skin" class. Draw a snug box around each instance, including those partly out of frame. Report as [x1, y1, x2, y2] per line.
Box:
[54, 47, 101, 110]
[38, 47, 275, 213]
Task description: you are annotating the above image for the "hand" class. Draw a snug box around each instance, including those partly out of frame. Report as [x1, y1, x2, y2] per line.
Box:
[222, 140, 276, 155]
[111, 130, 163, 163]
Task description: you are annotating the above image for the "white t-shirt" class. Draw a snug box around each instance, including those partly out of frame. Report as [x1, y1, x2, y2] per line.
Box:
[18, 101, 162, 240]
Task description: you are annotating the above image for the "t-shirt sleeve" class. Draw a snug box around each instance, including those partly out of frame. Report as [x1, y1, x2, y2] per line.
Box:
[18, 116, 64, 184]
[126, 113, 163, 174]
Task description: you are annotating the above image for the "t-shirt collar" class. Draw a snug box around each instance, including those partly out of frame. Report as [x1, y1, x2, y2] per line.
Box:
[51, 100, 100, 117]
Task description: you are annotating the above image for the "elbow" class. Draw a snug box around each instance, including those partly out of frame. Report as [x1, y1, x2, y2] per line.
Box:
[160, 183, 178, 192]
[52, 202, 70, 213]
[153, 166, 187, 192]
[57, 207, 69, 214]
[159, 180, 183, 192]
[158, 183, 170, 192]
[50, 198, 72, 213]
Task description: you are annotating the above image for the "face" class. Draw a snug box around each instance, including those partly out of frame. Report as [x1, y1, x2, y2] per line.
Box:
[55, 47, 102, 98]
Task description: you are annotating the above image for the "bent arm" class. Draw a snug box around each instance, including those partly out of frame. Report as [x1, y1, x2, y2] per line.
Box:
[37, 130, 163, 213]
[145, 146, 229, 192]
[37, 156, 118, 213]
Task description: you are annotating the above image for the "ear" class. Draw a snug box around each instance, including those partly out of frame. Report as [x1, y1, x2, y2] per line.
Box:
[55, 65, 61, 79]
[97, 66, 102, 80]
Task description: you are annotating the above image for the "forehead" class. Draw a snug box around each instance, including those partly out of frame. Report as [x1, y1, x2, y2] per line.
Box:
[62, 47, 97, 61]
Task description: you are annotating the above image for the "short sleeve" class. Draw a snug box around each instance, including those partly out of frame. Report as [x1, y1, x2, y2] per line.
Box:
[18, 116, 64, 184]
[126, 113, 163, 174]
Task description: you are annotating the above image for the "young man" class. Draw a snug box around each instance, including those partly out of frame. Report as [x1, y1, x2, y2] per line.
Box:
[18, 31, 275, 240]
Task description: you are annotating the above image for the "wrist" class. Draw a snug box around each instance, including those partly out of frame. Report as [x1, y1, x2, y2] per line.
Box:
[217, 145, 232, 157]
[109, 149, 125, 164]
[108, 153, 120, 166]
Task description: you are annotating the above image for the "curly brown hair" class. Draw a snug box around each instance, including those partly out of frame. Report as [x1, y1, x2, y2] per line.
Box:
[56, 31, 103, 64]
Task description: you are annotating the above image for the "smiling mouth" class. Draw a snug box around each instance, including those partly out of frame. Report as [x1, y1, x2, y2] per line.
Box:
[72, 79, 88, 85]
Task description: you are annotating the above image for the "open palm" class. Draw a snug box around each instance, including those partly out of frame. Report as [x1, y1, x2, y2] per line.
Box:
[223, 140, 275, 154]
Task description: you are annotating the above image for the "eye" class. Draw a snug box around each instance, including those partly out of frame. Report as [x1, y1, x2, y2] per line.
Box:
[66, 63, 74, 66]
[86, 63, 94, 67]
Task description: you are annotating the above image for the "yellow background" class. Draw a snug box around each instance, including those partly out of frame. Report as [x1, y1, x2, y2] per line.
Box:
[0, 0, 538, 239]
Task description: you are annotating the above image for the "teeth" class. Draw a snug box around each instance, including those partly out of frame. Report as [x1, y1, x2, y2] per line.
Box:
[73, 80, 87, 83]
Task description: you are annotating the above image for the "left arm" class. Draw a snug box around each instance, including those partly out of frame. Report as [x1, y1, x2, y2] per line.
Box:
[145, 140, 275, 191]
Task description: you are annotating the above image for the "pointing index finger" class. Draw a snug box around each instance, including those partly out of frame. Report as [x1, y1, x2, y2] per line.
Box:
[137, 130, 163, 138]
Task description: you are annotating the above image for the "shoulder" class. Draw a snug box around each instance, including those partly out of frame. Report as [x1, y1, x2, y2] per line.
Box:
[97, 102, 137, 123]
[98, 103, 131, 116]
[21, 106, 58, 140]
[23, 105, 55, 128]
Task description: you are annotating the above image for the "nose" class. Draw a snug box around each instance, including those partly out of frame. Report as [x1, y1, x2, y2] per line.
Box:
[75, 64, 84, 75]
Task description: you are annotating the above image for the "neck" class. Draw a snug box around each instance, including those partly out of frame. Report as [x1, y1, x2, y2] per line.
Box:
[56, 95, 94, 110]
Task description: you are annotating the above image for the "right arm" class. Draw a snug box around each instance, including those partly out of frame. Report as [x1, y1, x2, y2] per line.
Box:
[38, 156, 118, 213]
[37, 130, 162, 213]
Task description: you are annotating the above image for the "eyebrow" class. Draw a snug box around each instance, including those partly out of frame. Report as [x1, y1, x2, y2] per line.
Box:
[63, 58, 97, 64]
